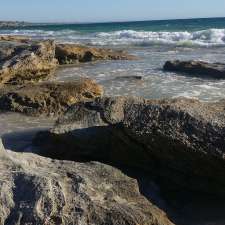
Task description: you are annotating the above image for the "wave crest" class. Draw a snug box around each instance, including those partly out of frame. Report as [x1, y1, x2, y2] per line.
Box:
[1, 28, 225, 47]
[93, 29, 225, 46]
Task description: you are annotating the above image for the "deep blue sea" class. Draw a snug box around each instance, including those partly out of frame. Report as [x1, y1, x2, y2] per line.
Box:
[1, 17, 225, 146]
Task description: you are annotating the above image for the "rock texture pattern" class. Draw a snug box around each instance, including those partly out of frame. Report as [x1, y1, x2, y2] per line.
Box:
[0, 79, 103, 116]
[35, 96, 225, 196]
[55, 44, 137, 64]
[0, 39, 58, 85]
[0, 35, 30, 43]
[164, 60, 225, 78]
[0, 139, 173, 225]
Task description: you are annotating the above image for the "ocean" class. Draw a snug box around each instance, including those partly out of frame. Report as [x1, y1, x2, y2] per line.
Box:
[1, 17, 225, 144]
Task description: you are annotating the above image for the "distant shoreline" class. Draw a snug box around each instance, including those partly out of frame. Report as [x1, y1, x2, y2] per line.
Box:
[1, 16, 225, 27]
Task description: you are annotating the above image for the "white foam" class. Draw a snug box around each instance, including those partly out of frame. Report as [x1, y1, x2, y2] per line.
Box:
[1, 28, 225, 47]
[93, 29, 225, 46]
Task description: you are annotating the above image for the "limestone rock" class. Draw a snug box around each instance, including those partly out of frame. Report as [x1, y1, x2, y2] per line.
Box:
[0, 79, 103, 116]
[0, 35, 30, 43]
[35, 96, 225, 196]
[0, 39, 58, 85]
[55, 44, 138, 64]
[0, 140, 173, 225]
[164, 60, 225, 78]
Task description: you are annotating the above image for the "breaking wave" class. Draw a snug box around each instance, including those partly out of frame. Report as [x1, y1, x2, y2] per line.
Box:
[93, 29, 225, 46]
[1, 28, 225, 47]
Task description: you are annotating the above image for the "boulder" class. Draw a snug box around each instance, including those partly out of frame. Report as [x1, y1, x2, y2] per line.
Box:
[0, 79, 103, 116]
[0, 39, 58, 85]
[163, 60, 225, 78]
[0, 140, 173, 225]
[34, 96, 225, 197]
[55, 44, 137, 64]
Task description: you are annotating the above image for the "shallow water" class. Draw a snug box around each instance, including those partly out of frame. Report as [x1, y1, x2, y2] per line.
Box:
[0, 113, 54, 150]
[56, 45, 225, 102]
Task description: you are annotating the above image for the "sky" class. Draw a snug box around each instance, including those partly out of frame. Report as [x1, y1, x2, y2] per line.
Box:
[0, 0, 225, 23]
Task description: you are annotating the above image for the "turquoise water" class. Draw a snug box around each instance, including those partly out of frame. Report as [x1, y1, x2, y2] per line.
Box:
[4, 17, 225, 32]
[1, 17, 225, 101]
[1, 17, 225, 46]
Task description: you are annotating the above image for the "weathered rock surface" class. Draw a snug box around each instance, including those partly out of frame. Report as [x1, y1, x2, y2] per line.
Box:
[35, 96, 225, 197]
[0, 35, 30, 43]
[55, 44, 137, 64]
[0, 139, 173, 225]
[0, 79, 103, 116]
[164, 60, 225, 78]
[0, 39, 58, 85]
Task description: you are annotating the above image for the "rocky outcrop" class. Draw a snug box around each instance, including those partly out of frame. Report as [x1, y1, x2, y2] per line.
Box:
[0, 35, 30, 43]
[55, 44, 137, 64]
[0, 79, 103, 116]
[0, 140, 173, 225]
[0, 37, 138, 85]
[163, 60, 225, 78]
[34, 96, 225, 197]
[0, 39, 58, 85]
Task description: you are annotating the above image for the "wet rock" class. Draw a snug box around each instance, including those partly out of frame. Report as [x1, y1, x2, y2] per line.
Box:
[35, 96, 225, 197]
[163, 60, 225, 78]
[115, 75, 143, 81]
[0, 39, 58, 85]
[55, 44, 138, 64]
[0, 79, 103, 116]
[0, 140, 173, 225]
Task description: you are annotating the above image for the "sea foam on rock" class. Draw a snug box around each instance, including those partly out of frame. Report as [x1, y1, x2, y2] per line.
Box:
[34, 96, 225, 197]
[0, 139, 173, 225]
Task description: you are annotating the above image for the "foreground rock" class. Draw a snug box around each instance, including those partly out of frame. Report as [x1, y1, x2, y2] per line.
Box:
[55, 44, 137, 64]
[0, 39, 58, 85]
[164, 60, 225, 78]
[0, 140, 173, 225]
[0, 79, 103, 116]
[35, 96, 225, 197]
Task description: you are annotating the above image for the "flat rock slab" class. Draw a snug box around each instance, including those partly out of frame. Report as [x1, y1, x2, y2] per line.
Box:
[0, 140, 173, 225]
[0, 79, 103, 116]
[164, 60, 225, 78]
[55, 43, 138, 64]
[35, 96, 225, 197]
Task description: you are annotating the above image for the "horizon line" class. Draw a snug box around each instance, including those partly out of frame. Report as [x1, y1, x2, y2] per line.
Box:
[1, 16, 225, 25]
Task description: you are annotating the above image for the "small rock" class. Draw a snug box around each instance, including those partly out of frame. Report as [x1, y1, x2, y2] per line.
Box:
[115, 75, 143, 80]
[163, 60, 225, 78]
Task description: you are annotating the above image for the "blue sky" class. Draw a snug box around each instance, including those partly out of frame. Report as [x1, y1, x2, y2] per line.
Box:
[0, 0, 225, 23]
